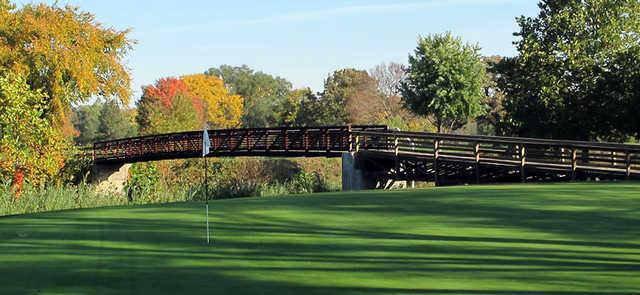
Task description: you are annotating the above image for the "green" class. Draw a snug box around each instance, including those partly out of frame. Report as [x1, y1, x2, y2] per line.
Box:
[1, 182, 639, 294]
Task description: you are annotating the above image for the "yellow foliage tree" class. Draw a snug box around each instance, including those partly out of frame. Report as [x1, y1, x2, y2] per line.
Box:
[182, 74, 243, 129]
[0, 1, 133, 136]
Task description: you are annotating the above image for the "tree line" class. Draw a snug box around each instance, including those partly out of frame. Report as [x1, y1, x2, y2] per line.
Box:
[1, 0, 640, 196]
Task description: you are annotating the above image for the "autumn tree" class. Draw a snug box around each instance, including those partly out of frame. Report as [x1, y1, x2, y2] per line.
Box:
[136, 77, 202, 134]
[182, 74, 243, 129]
[400, 33, 487, 133]
[206, 65, 291, 127]
[0, 2, 133, 135]
[323, 69, 385, 124]
[0, 73, 65, 196]
[0, 1, 132, 187]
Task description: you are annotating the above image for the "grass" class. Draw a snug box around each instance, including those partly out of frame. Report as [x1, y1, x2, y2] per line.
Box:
[1, 182, 639, 294]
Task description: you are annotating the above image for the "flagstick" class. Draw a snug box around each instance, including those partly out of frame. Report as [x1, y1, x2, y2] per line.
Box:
[205, 155, 210, 244]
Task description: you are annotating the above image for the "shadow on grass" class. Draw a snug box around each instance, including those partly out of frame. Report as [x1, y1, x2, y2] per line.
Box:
[0, 183, 639, 294]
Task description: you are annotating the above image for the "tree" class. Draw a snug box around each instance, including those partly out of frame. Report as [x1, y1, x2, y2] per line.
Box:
[369, 62, 406, 98]
[72, 104, 102, 145]
[97, 99, 136, 141]
[137, 77, 205, 135]
[206, 65, 292, 127]
[0, 2, 133, 136]
[369, 62, 418, 126]
[400, 33, 487, 133]
[181, 74, 243, 129]
[323, 68, 385, 124]
[496, 0, 640, 141]
[477, 56, 508, 136]
[278, 88, 307, 126]
[0, 73, 65, 196]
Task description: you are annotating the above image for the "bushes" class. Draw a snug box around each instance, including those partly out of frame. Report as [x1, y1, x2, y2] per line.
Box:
[203, 158, 336, 199]
[1, 157, 341, 216]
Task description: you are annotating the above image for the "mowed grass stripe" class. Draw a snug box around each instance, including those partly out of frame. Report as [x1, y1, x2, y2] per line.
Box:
[1, 182, 639, 294]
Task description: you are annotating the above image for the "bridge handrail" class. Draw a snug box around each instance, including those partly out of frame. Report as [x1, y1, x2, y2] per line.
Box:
[352, 130, 640, 151]
[93, 125, 387, 146]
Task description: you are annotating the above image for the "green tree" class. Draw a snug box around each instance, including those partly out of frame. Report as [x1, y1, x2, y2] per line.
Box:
[0, 73, 65, 195]
[72, 103, 102, 145]
[496, 0, 640, 141]
[322, 69, 384, 124]
[296, 89, 346, 126]
[97, 99, 136, 141]
[206, 65, 292, 127]
[400, 33, 487, 133]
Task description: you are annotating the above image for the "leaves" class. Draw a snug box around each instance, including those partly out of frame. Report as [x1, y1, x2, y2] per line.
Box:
[0, 3, 133, 135]
[400, 32, 487, 133]
[498, 0, 640, 141]
[0, 72, 65, 186]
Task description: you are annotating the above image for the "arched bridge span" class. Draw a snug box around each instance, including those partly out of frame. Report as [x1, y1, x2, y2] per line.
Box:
[91, 125, 640, 187]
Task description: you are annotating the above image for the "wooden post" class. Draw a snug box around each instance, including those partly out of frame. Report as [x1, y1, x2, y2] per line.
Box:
[394, 136, 400, 179]
[347, 125, 353, 152]
[265, 131, 271, 152]
[433, 139, 440, 186]
[474, 143, 481, 184]
[519, 145, 526, 183]
[571, 148, 577, 181]
[325, 128, 330, 153]
[625, 151, 632, 180]
[284, 129, 289, 152]
[304, 129, 310, 153]
[247, 130, 252, 152]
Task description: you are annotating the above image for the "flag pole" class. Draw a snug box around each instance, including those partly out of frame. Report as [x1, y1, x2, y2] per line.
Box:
[202, 123, 212, 245]
[205, 156, 210, 244]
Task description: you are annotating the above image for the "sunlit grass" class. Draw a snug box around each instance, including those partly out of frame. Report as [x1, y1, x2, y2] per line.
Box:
[1, 182, 639, 294]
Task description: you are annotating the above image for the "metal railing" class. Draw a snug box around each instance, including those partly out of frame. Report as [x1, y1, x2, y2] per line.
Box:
[93, 125, 387, 164]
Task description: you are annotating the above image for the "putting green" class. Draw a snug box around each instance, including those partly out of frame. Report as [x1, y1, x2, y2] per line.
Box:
[1, 183, 639, 294]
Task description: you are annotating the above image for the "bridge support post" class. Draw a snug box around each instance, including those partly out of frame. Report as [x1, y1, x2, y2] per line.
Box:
[91, 163, 131, 194]
[342, 152, 366, 191]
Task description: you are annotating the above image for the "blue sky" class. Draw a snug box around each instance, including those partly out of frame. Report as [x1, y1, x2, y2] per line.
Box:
[14, 0, 539, 101]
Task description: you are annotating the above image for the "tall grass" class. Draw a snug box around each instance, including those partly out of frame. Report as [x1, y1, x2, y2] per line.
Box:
[1, 169, 339, 217]
[0, 182, 126, 216]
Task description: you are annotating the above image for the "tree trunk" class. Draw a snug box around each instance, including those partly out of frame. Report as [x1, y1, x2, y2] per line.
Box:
[10, 167, 25, 200]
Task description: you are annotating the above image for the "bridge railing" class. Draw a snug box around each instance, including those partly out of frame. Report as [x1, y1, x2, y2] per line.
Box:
[93, 125, 387, 164]
[352, 130, 640, 179]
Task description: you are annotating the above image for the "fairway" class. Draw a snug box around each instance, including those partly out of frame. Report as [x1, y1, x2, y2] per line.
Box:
[1, 183, 639, 294]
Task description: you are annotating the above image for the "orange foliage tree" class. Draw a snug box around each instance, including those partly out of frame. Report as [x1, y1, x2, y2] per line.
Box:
[137, 75, 243, 135]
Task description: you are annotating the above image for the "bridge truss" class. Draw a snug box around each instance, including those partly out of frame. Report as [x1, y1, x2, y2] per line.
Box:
[92, 125, 640, 184]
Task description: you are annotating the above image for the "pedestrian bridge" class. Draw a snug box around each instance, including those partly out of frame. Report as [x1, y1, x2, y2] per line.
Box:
[90, 125, 640, 190]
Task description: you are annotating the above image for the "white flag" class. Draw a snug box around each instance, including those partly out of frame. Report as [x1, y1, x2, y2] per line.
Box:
[202, 126, 211, 157]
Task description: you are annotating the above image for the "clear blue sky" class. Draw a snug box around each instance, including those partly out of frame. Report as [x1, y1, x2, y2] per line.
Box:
[14, 0, 539, 101]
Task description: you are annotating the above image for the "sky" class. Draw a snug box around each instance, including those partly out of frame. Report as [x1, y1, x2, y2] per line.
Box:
[14, 0, 540, 102]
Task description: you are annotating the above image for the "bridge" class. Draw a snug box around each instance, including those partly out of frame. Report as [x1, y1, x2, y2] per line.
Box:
[90, 125, 640, 191]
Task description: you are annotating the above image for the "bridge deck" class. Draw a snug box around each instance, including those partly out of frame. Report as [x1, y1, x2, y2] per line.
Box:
[91, 125, 640, 184]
